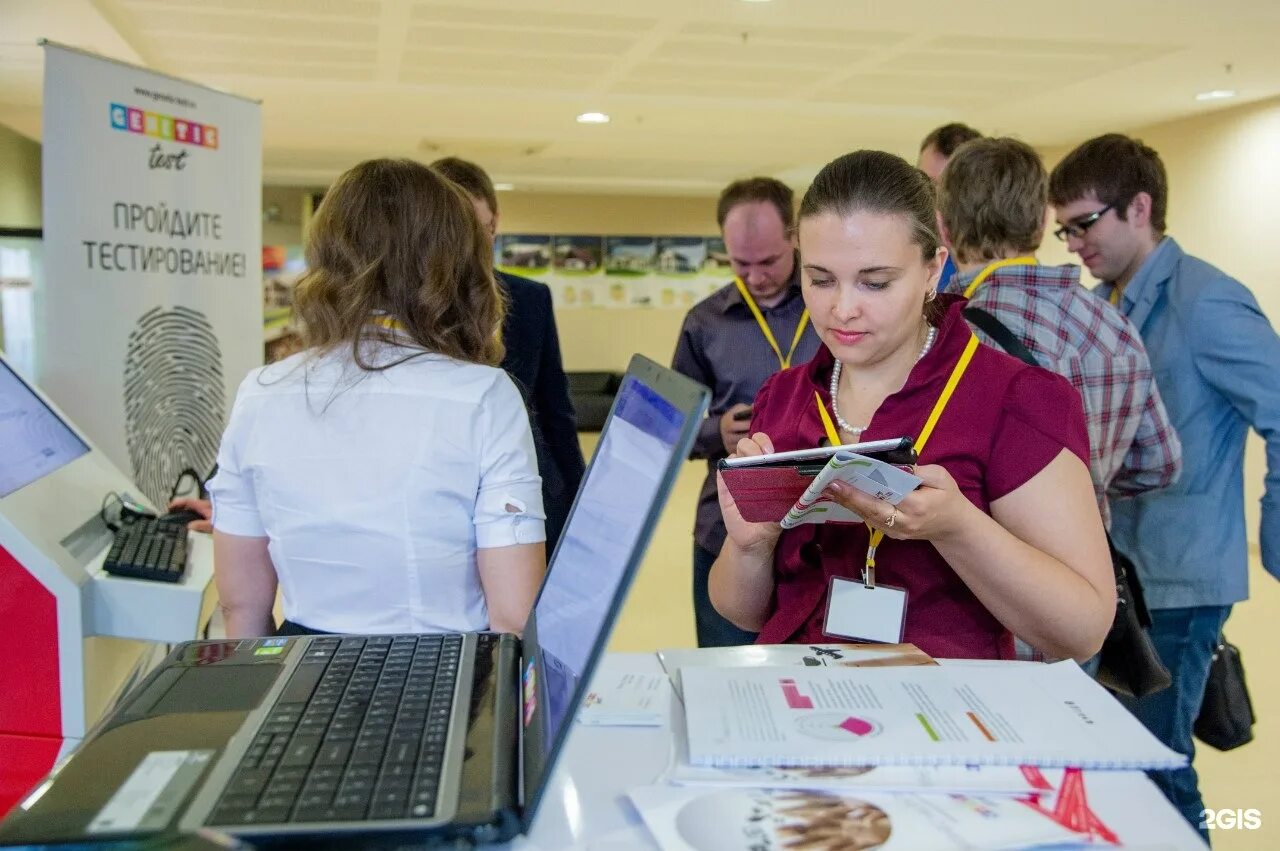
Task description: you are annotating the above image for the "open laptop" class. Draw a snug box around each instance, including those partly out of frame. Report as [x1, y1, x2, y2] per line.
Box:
[0, 354, 709, 848]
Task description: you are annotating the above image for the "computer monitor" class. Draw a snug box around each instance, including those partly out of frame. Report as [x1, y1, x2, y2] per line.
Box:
[0, 356, 90, 498]
[0, 350, 170, 742]
[0, 351, 154, 570]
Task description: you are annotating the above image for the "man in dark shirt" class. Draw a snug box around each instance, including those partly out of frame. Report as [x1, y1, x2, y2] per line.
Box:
[431, 157, 585, 556]
[671, 177, 820, 647]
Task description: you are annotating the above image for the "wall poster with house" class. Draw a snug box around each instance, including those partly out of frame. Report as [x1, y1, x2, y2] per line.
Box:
[496, 234, 731, 310]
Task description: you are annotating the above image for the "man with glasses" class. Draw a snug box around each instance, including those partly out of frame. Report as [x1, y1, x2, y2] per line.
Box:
[1051, 134, 1280, 838]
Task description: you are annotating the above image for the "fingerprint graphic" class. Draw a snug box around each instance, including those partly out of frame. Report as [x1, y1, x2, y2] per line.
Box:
[123, 306, 226, 507]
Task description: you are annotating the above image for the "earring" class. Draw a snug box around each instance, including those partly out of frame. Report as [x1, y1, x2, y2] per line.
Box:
[925, 290, 937, 302]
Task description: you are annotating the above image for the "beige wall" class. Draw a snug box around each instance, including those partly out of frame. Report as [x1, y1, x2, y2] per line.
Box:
[261, 185, 714, 373]
[1037, 96, 1280, 548]
[497, 191, 714, 236]
[503, 192, 718, 372]
[0, 123, 41, 228]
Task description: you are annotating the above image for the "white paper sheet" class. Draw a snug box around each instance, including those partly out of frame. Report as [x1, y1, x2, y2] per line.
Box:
[681, 661, 1185, 770]
[577, 671, 668, 727]
[781, 451, 921, 528]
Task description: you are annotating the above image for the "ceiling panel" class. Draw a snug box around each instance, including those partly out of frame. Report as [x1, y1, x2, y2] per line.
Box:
[398, 66, 600, 90]
[154, 40, 378, 65]
[623, 61, 823, 86]
[182, 59, 379, 82]
[128, 10, 380, 42]
[917, 34, 1174, 60]
[889, 51, 1074, 78]
[678, 20, 906, 49]
[400, 47, 612, 75]
[648, 38, 881, 68]
[405, 23, 635, 56]
[123, 0, 381, 16]
[409, 3, 658, 33]
[609, 79, 797, 100]
[2, 0, 1276, 194]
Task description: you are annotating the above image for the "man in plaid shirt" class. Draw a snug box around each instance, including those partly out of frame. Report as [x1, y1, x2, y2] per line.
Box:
[937, 137, 1181, 529]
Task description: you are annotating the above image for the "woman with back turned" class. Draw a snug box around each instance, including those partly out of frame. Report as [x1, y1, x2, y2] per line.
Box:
[209, 159, 546, 638]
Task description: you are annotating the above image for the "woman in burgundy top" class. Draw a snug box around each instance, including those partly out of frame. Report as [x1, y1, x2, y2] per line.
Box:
[709, 151, 1114, 661]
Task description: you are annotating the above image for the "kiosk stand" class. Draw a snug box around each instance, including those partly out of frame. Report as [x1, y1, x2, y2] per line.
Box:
[0, 352, 215, 816]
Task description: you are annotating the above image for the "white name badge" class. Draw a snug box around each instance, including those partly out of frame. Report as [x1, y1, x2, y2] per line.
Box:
[823, 576, 908, 644]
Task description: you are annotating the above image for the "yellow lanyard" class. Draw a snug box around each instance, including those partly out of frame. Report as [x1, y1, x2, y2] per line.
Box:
[734, 277, 810, 370]
[815, 331, 981, 587]
[962, 256, 1038, 299]
[371, 315, 404, 331]
[1108, 287, 1120, 306]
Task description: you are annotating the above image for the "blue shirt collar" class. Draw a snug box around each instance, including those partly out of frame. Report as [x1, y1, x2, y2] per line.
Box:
[1109, 236, 1181, 310]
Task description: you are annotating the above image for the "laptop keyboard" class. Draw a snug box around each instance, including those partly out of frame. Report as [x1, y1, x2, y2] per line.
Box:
[209, 633, 470, 826]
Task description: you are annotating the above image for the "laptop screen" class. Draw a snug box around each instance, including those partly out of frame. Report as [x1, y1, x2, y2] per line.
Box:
[519, 356, 706, 825]
[0, 356, 90, 498]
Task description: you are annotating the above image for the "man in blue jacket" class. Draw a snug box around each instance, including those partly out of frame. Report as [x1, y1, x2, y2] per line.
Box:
[1051, 134, 1280, 837]
[432, 158, 585, 557]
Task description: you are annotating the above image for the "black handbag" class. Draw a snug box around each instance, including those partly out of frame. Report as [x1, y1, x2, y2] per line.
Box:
[1096, 538, 1172, 698]
[963, 306, 1172, 697]
[1194, 635, 1255, 751]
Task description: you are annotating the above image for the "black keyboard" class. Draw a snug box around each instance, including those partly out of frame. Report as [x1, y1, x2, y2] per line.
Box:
[102, 516, 188, 582]
[209, 633, 471, 826]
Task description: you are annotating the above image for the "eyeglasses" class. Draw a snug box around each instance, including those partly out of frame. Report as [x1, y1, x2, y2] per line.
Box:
[1054, 203, 1114, 242]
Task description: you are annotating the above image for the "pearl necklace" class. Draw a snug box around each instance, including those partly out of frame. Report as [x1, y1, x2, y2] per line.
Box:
[829, 325, 938, 437]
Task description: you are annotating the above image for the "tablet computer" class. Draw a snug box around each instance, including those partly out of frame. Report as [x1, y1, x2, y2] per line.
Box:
[716, 437, 917, 524]
[717, 436, 915, 470]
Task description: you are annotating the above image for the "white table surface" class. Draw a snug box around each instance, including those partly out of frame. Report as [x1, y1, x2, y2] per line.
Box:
[507, 653, 1209, 850]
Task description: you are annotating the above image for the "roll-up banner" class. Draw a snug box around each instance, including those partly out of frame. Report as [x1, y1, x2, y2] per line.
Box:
[39, 43, 262, 507]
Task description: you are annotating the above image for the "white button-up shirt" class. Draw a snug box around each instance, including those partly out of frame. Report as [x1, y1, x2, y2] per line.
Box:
[209, 342, 545, 634]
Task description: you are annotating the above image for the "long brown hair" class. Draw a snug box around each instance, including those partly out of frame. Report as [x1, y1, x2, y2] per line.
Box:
[294, 158, 505, 370]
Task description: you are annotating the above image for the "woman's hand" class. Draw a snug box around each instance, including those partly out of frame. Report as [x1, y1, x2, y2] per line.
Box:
[716, 432, 785, 553]
[168, 497, 213, 533]
[825, 464, 977, 541]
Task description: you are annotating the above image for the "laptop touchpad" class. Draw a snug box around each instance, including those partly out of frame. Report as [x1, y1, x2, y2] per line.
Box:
[151, 666, 280, 714]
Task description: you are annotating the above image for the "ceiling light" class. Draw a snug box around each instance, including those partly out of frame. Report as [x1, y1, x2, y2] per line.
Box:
[576, 111, 610, 124]
[1195, 89, 1236, 101]
[494, 183, 514, 191]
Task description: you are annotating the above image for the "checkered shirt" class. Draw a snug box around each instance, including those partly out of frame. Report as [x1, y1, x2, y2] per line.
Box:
[949, 263, 1182, 529]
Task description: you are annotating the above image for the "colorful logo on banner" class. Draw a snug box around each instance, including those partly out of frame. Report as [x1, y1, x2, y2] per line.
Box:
[109, 103, 219, 149]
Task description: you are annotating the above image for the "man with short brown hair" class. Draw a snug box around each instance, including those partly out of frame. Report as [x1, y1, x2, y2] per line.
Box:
[939, 136, 1180, 530]
[1050, 134, 1280, 837]
[672, 177, 820, 647]
[917, 122, 983, 183]
[918, 122, 982, 290]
